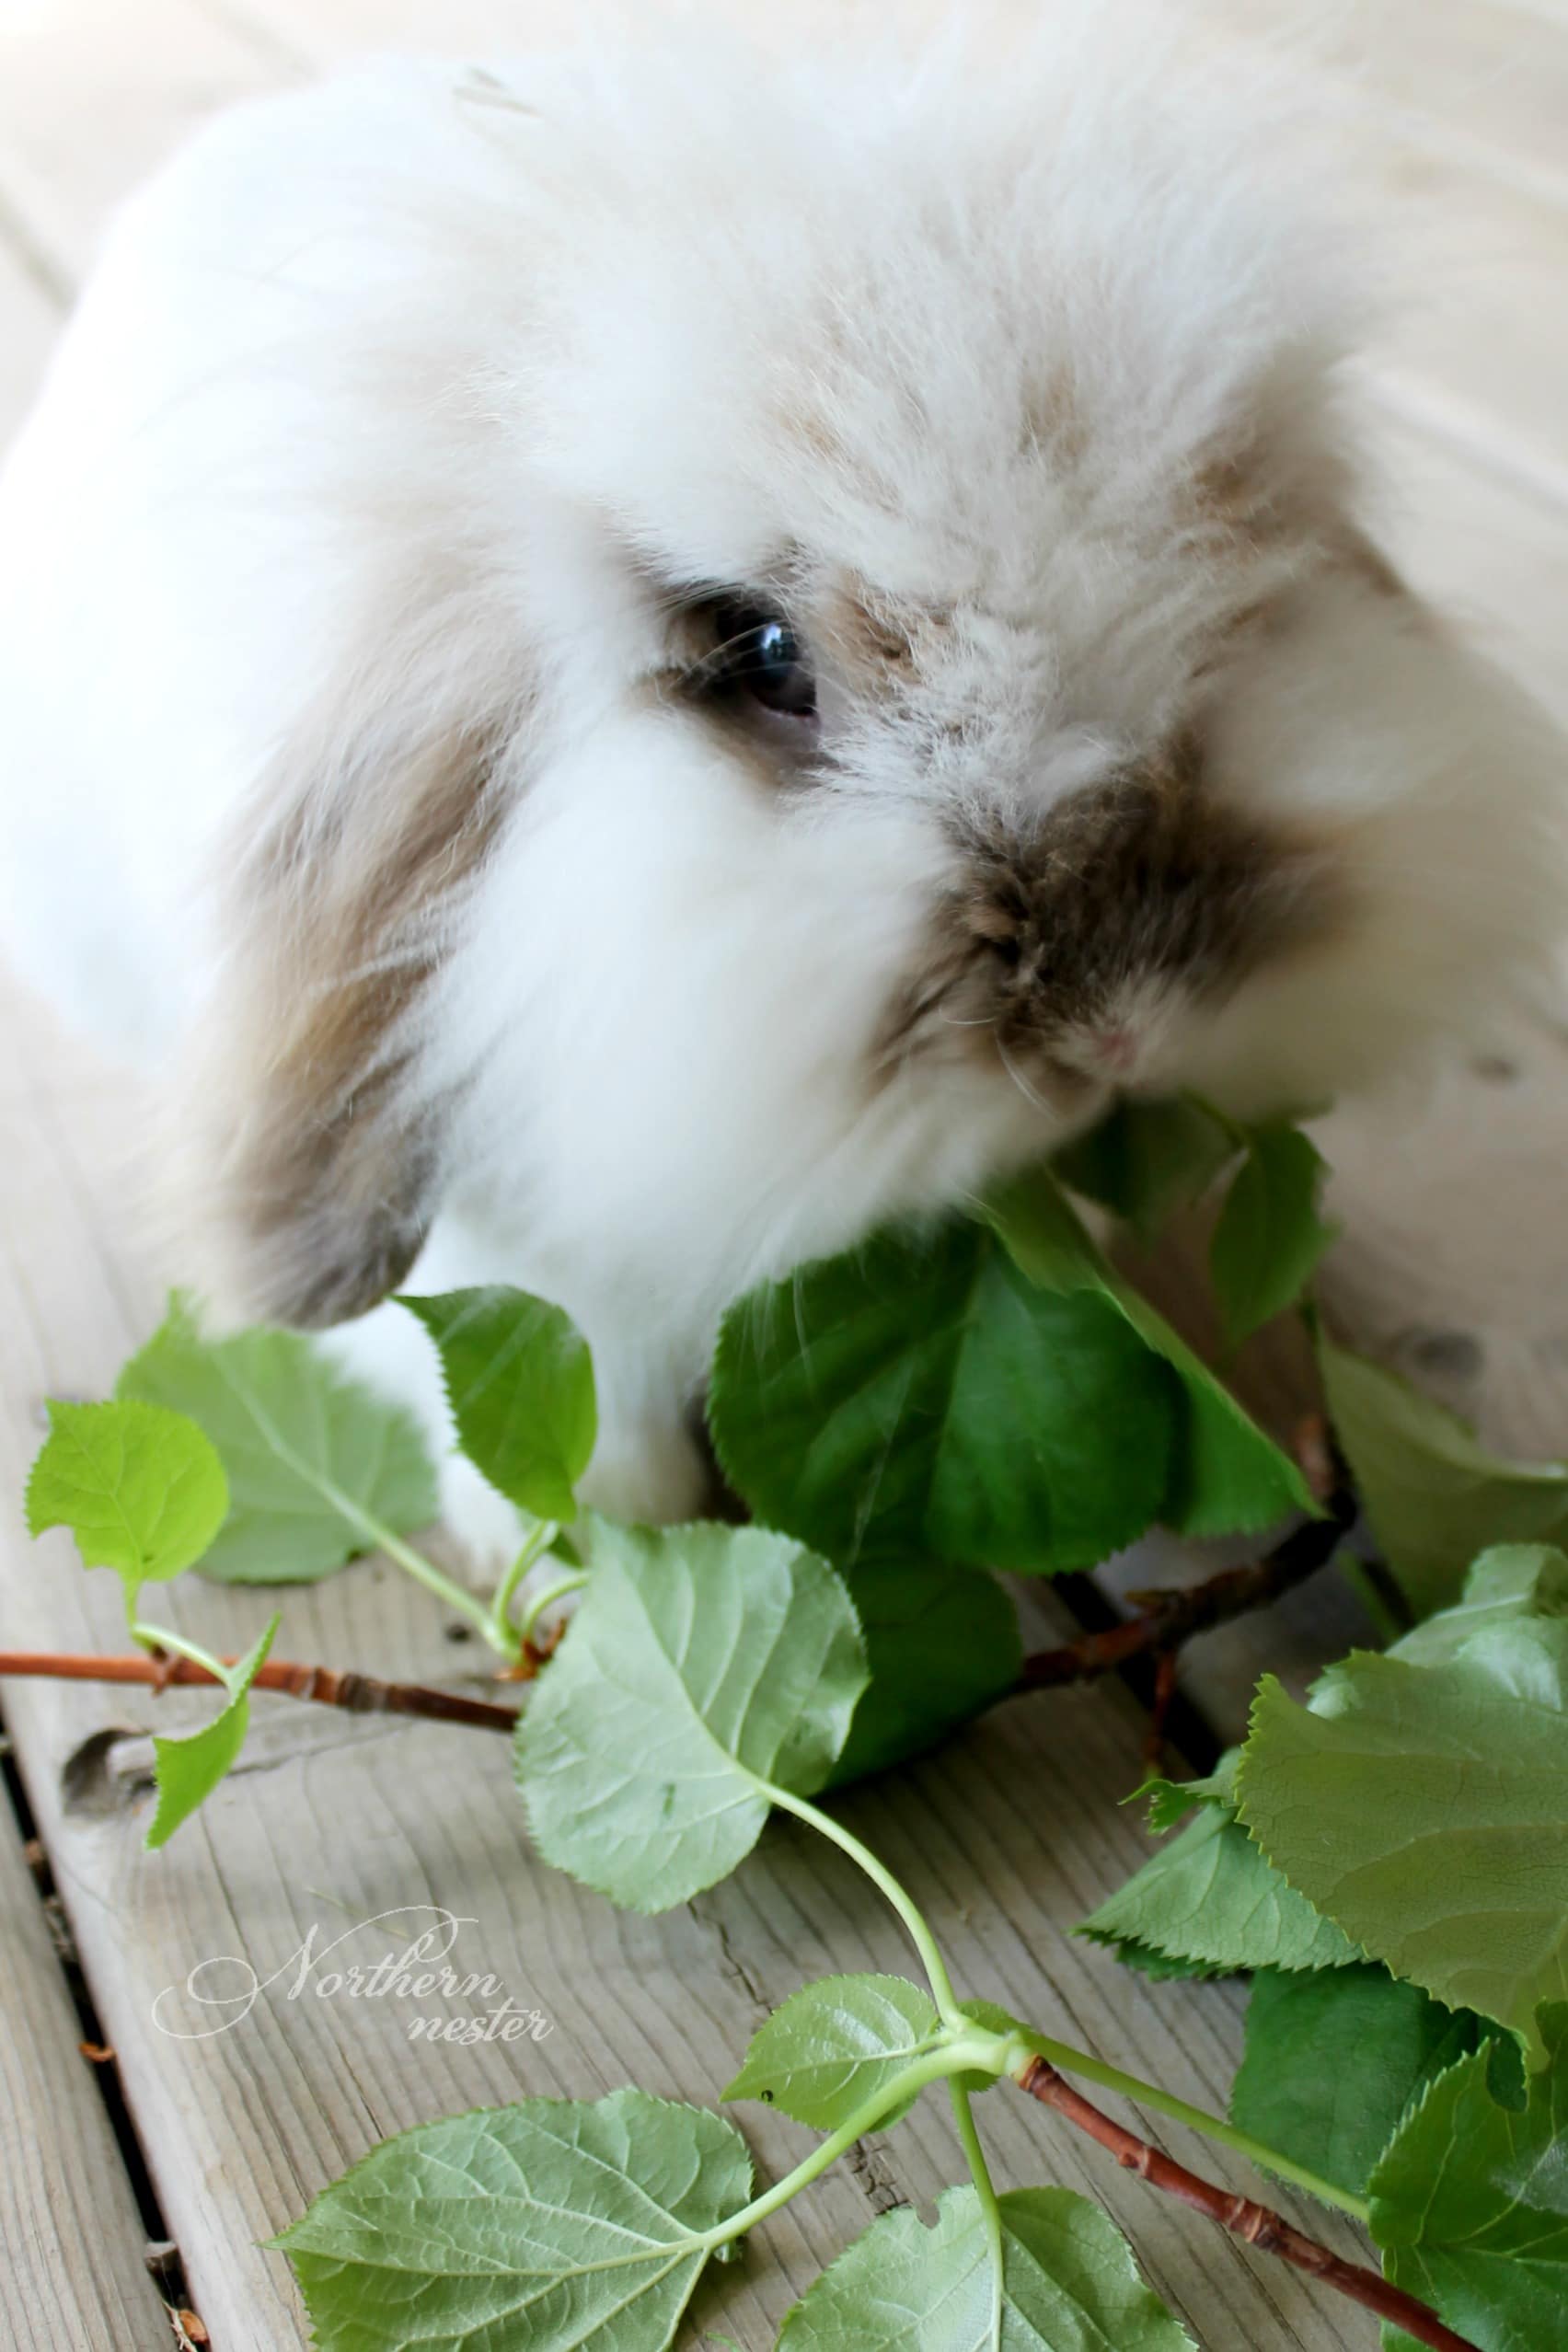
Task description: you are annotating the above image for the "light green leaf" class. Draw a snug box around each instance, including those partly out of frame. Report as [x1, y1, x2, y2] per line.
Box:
[398, 1287, 595, 1524]
[1209, 1124, 1335, 1347]
[1369, 2002, 1568, 2352]
[1079, 1793, 1361, 1977]
[1053, 1095, 1237, 1245]
[829, 1563, 1022, 1787]
[25, 1399, 228, 1607]
[275, 2088, 752, 2352]
[777, 2183, 1196, 2351]
[723, 1975, 940, 2131]
[1235, 1617, 1568, 2056]
[1320, 1333, 1568, 1619]
[1386, 1542, 1568, 1670]
[118, 1295, 437, 1583]
[710, 1217, 1178, 1574]
[515, 1519, 866, 1912]
[1232, 1965, 1514, 2201]
[986, 1170, 1314, 1538]
[147, 1612, 280, 1849]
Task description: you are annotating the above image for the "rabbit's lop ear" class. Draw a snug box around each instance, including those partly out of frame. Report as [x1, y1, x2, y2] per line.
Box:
[170, 621, 524, 1329]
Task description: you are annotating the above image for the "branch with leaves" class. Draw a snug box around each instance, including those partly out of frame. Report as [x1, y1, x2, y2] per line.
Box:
[0, 1474, 1356, 1734]
[11, 1101, 1567, 2349]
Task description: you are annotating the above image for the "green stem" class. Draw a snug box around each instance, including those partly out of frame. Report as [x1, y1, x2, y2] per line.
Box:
[950, 2081, 1005, 2341]
[486, 1519, 563, 1648]
[371, 1520, 510, 1655]
[516, 1567, 586, 1650]
[1009, 2027, 1371, 2226]
[131, 1622, 231, 1687]
[699, 2039, 993, 2252]
[767, 1785, 963, 2022]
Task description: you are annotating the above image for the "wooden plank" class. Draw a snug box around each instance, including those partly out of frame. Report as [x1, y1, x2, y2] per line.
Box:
[0, 1783, 174, 2349]
[0, 970, 1366, 2351]
[1359, 161, 1568, 491]
[1361, 409, 1568, 726]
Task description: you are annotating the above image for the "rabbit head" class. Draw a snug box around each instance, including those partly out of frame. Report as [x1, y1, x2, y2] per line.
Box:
[167, 16, 1564, 1347]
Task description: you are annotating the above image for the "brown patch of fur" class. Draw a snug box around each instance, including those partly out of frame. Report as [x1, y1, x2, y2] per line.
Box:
[179, 708, 513, 1328]
[882, 738, 1343, 1075]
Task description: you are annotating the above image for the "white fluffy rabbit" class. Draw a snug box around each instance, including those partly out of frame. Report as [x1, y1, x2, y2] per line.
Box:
[0, 12, 1561, 1553]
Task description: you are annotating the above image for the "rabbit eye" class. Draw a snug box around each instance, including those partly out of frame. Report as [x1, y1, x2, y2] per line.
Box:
[709, 600, 817, 719]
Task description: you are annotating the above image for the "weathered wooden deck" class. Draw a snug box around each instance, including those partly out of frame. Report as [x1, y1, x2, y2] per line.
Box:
[2, 6, 1565, 2347]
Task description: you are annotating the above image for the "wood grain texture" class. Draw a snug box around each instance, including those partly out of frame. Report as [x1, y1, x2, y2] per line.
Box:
[0, 1786, 173, 2349]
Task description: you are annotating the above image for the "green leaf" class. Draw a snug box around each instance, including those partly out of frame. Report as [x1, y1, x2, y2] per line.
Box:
[1133, 1756, 1238, 1834]
[1232, 1965, 1510, 2200]
[1369, 2001, 1568, 2352]
[1053, 1095, 1237, 1244]
[1386, 1542, 1568, 1670]
[723, 1974, 940, 2131]
[1235, 1609, 1568, 2056]
[710, 1216, 1178, 1574]
[146, 1612, 280, 1849]
[515, 1519, 866, 1912]
[118, 1296, 437, 1583]
[276, 2088, 753, 2352]
[398, 1287, 595, 1523]
[1320, 1333, 1568, 1619]
[828, 1562, 1022, 1786]
[1079, 1793, 1361, 1977]
[777, 2183, 1196, 2351]
[986, 1170, 1314, 1538]
[1209, 1124, 1335, 1347]
[25, 1399, 228, 1607]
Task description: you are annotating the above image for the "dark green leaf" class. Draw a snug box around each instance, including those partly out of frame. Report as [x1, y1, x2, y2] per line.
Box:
[147, 1613, 280, 1848]
[119, 1296, 436, 1583]
[516, 1519, 865, 1912]
[398, 1287, 595, 1523]
[1053, 1095, 1237, 1244]
[1079, 1794, 1360, 1977]
[828, 1562, 1021, 1785]
[26, 1399, 228, 1606]
[1209, 1124, 1335, 1347]
[1320, 1333, 1568, 1620]
[710, 1216, 1178, 1574]
[723, 1975, 940, 2131]
[276, 2088, 752, 2352]
[1232, 1965, 1507, 2200]
[777, 2183, 1196, 2350]
[986, 1170, 1314, 1537]
[1369, 2002, 1568, 2352]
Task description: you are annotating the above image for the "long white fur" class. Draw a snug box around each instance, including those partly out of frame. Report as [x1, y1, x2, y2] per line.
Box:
[0, 10, 1561, 1551]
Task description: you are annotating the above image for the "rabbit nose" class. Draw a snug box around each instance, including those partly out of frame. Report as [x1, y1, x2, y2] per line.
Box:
[1089, 1025, 1138, 1075]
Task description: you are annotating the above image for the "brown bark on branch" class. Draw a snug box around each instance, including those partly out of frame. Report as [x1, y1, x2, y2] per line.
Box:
[1013, 2057, 1480, 2352]
[1016, 1477, 1358, 1696]
[0, 1651, 519, 1734]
